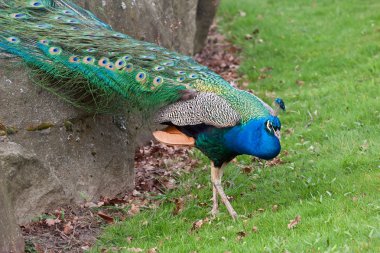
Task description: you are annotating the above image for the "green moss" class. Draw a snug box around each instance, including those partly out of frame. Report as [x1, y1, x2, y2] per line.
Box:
[26, 122, 54, 131]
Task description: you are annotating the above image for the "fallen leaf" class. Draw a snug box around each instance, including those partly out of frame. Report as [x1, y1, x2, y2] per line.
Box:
[127, 248, 143, 252]
[34, 243, 45, 253]
[236, 231, 247, 241]
[172, 197, 185, 215]
[239, 10, 246, 17]
[242, 166, 252, 174]
[296, 80, 305, 86]
[272, 204, 279, 212]
[252, 226, 258, 233]
[84, 202, 97, 208]
[288, 215, 301, 229]
[147, 248, 158, 253]
[191, 219, 204, 231]
[45, 218, 60, 226]
[81, 246, 90, 251]
[126, 236, 133, 244]
[245, 34, 253, 40]
[128, 204, 140, 216]
[63, 222, 74, 235]
[162, 178, 176, 190]
[97, 211, 114, 223]
[266, 157, 283, 166]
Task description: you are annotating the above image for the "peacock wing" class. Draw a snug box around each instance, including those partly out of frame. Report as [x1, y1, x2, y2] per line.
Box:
[155, 92, 241, 128]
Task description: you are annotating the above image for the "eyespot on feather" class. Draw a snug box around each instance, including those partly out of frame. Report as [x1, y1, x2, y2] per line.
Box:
[113, 33, 126, 38]
[188, 73, 198, 79]
[69, 56, 80, 63]
[106, 63, 115, 71]
[115, 59, 126, 69]
[177, 77, 186, 82]
[62, 10, 75, 15]
[10, 13, 27, 19]
[48, 47, 62, 55]
[125, 63, 134, 73]
[83, 56, 95, 64]
[177, 71, 186, 75]
[122, 55, 132, 61]
[36, 24, 52, 29]
[136, 72, 147, 83]
[85, 48, 97, 53]
[162, 61, 174, 66]
[29, 1, 44, 8]
[98, 57, 109, 67]
[154, 65, 165, 71]
[66, 19, 79, 24]
[153, 76, 164, 86]
[39, 39, 49, 45]
[6, 37, 20, 43]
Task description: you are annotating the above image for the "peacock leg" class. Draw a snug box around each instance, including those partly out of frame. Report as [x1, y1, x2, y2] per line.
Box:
[211, 166, 219, 216]
[211, 162, 238, 220]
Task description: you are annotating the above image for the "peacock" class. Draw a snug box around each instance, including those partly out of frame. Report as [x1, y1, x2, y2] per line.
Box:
[0, 0, 285, 219]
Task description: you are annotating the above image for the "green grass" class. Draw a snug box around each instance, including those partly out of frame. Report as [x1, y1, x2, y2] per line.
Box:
[92, 0, 380, 252]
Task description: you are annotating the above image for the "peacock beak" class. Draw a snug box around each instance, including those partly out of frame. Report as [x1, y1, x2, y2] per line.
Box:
[274, 130, 281, 140]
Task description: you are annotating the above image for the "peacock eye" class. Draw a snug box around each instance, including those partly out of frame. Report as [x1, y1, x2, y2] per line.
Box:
[265, 120, 274, 134]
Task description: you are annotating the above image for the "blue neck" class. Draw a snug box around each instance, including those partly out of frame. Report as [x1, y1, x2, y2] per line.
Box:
[224, 118, 281, 160]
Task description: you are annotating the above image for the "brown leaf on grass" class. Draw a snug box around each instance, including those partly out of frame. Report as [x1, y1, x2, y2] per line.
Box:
[245, 34, 253, 40]
[266, 157, 283, 167]
[252, 226, 258, 233]
[191, 219, 204, 231]
[45, 218, 60, 227]
[126, 236, 133, 244]
[97, 211, 114, 223]
[172, 197, 185, 215]
[34, 243, 44, 253]
[63, 222, 73, 235]
[147, 248, 158, 253]
[259, 66, 273, 73]
[272, 204, 279, 212]
[242, 166, 252, 174]
[108, 197, 127, 205]
[127, 248, 143, 252]
[162, 178, 176, 190]
[128, 204, 140, 216]
[296, 80, 305, 86]
[236, 231, 247, 241]
[287, 215, 301, 229]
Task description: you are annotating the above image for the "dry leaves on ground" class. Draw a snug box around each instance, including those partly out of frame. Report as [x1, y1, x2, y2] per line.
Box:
[287, 215, 301, 229]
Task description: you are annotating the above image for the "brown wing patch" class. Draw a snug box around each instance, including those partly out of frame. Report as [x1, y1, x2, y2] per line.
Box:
[153, 126, 195, 146]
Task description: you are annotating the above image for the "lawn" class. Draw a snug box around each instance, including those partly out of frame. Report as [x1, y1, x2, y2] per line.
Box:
[92, 0, 380, 252]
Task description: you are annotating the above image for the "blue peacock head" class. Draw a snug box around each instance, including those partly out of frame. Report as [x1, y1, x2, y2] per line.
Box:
[224, 115, 281, 160]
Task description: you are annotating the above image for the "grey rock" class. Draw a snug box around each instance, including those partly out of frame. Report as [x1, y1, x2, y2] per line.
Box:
[0, 164, 25, 253]
[0, 60, 137, 225]
[75, 0, 219, 55]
